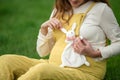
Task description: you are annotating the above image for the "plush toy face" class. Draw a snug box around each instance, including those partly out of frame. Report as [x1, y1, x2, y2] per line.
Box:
[66, 30, 75, 38]
[60, 22, 77, 41]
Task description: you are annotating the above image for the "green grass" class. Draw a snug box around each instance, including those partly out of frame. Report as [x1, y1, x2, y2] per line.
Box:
[0, 0, 54, 58]
[0, 0, 120, 80]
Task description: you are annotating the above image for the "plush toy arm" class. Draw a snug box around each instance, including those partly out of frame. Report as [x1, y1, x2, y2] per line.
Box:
[60, 28, 67, 34]
[71, 22, 77, 31]
[80, 36, 83, 40]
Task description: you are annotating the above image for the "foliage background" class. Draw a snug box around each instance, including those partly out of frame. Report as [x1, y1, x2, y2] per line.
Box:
[0, 0, 120, 80]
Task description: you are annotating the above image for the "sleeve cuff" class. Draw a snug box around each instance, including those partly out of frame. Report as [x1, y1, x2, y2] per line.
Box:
[98, 47, 112, 59]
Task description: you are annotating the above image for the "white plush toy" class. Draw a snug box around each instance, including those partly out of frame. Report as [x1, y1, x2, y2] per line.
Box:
[60, 22, 90, 67]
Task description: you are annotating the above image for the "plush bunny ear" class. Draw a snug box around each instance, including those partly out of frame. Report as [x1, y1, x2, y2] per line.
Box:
[60, 28, 67, 34]
[71, 22, 77, 31]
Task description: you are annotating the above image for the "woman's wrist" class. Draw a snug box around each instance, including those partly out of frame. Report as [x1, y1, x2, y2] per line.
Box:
[40, 23, 48, 36]
[92, 49, 102, 58]
[40, 27, 48, 36]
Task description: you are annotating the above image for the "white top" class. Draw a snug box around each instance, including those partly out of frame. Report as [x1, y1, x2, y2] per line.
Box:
[36, 1, 120, 59]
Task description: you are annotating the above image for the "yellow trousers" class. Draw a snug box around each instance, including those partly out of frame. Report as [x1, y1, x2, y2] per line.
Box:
[0, 54, 100, 80]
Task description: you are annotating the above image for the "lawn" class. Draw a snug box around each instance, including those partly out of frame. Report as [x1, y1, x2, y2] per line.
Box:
[0, 0, 120, 80]
[0, 0, 54, 58]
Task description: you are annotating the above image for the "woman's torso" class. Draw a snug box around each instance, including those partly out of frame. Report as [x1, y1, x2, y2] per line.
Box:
[49, 1, 107, 79]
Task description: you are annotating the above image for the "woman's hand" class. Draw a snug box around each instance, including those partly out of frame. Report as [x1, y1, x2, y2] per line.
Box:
[40, 18, 62, 35]
[73, 37, 102, 58]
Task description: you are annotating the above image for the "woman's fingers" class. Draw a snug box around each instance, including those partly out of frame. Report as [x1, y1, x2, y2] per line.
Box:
[74, 37, 84, 47]
[41, 18, 62, 30]
[49, 18, 62, 29]
[73, 37, 85, 53]
[82, 38, 90, 46]
[40, 18, 62, 35]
